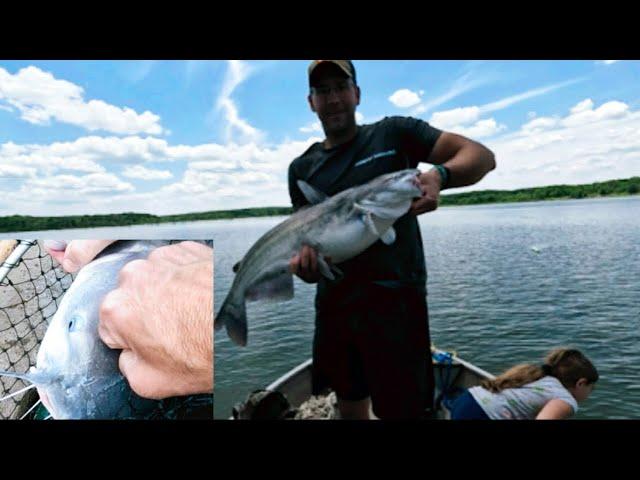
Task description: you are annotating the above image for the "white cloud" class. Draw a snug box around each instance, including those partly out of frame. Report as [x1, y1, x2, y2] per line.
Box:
[596, 60, 619, 65]
[427, 79, 584, 136]
[0, 135, 322, 216]
[122, 165, 173, 180]
[429, 106, 481, 129]
[428, 107, 507, 139]
[20, 173, 134, 200]
[412, 72, 584, 120]
[215, 61, 264, 144]
[78, 144, 314, 216]
[463, 99, 640, 193]
[562, 100, 629, 127]
[0, 136, 258, 176]
[389, 89, 421, 108]
[0, 136, 181, 176]
[521, 116, 560, 134]
[0, 164, 37, 178]
[300, 121, 322, 133]
[164, 169, 278, 196]
[188, 160, 240, 172]
[480, 78, 583, 114]
[413, 71, 493, 115]
[447, 118, 507, 139]
[178, 138, 320, 176]
[570, 99, 594, 114]
[0, 66, 164, 135]
[427, 78, 585, 138]
[512, 100, 632, 141]
[0, 140, 106, 175]
[3, 92, 640, 217]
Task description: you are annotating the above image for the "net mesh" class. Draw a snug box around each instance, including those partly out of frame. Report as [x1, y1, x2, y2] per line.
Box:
[0, 240, 75, 419]
[0, 239, 213, 420]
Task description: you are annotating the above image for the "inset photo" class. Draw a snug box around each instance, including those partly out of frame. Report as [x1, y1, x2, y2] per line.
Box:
[0, 239, 213, 420]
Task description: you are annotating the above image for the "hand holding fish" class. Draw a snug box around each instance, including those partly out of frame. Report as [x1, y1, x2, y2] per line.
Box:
[216, 169, 425, 346]
[99, 241, 214, 400]
[410, 169, 441, 216]
[45, 240, 117, 272]
[289, 245, 331, 283]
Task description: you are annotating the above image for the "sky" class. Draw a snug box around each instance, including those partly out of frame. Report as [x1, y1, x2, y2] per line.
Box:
[0, 59, 638, 217]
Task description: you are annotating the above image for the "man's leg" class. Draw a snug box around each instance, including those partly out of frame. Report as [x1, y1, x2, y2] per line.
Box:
[313, 302, 372, 419]
[359, 285, 433, 419]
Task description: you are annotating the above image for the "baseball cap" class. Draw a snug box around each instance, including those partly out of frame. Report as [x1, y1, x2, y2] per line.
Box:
[308, 60, 357, 86]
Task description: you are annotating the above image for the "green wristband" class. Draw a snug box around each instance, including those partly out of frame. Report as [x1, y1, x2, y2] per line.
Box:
[432, 164, 450, 189]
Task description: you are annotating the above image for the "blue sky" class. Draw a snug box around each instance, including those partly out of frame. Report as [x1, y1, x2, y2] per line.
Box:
[0, 60, 638, 216]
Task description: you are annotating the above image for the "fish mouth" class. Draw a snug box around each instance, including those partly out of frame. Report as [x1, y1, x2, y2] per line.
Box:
[397, 171, 423, 194]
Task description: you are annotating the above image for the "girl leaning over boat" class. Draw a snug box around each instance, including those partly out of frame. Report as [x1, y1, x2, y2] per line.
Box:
[450, 348, 598, 420]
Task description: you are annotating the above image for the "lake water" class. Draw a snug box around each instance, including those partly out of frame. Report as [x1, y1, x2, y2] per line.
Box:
[213, 196, 640, 419]
[4, 196, 639, 420]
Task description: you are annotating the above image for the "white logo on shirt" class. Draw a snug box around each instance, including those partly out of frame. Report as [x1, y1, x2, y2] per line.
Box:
[354, 149, 397, 167]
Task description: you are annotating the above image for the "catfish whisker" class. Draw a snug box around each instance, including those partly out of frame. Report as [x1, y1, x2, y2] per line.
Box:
[0, 383, 36, 402]
[20, 398, 42, 419]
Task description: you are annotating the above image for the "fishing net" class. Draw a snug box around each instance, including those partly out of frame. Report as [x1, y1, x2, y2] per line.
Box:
[0, 239, 214, 420]
[0, 240, 74, 419]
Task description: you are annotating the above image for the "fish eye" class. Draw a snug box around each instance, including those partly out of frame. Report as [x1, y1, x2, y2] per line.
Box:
[68, 315, 82, 332]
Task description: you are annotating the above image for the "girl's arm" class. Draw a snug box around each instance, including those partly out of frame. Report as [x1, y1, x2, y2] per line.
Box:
[536, 399, 574, 420]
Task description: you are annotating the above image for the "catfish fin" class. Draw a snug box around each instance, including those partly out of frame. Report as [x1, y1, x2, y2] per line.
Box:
[246, 269, 294, 302]
[317, 255, 343, 282]
[297, 180, 329, 205]
[380, 227, 396, 245]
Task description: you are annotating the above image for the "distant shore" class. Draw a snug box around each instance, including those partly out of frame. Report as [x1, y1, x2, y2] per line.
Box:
[1, 176, 639, 233]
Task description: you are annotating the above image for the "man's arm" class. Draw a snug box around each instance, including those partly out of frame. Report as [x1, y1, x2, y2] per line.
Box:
[427, 131, 496, 187]
[411, 132, 496, 215]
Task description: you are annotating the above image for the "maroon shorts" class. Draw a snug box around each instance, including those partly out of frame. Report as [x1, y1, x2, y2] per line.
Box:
[312, 283, 434, 419]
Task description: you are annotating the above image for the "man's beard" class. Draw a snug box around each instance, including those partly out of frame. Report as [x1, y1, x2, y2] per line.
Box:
[321, 112, 356, 137]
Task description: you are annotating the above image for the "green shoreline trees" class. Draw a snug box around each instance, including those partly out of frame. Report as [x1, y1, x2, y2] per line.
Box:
[2, 176, 639, 233]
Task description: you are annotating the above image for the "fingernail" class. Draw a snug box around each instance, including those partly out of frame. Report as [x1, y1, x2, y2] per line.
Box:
[43, 240, 67, 251]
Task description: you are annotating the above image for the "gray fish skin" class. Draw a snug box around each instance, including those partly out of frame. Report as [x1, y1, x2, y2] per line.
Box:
[215, 168, 423, 347]
[33, 240, 170, 419]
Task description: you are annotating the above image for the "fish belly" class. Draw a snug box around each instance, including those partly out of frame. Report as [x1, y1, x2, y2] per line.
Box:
[319, 218, 379, 263]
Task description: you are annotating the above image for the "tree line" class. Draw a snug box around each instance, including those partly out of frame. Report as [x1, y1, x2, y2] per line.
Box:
[1, 177, 639, 233]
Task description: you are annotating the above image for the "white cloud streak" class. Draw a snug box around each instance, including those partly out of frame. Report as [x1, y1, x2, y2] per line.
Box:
[215, 61, 264, 144]
[479, 78, 585, 114]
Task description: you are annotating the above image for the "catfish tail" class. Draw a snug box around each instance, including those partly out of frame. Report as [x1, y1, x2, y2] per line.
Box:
[215, 296, 248, 347]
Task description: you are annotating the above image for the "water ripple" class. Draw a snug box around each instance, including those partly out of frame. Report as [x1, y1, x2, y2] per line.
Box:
[214, 197, 640, 419]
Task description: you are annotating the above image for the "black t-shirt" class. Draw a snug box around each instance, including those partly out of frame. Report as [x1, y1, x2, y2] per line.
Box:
[288, 116, 442, 306]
